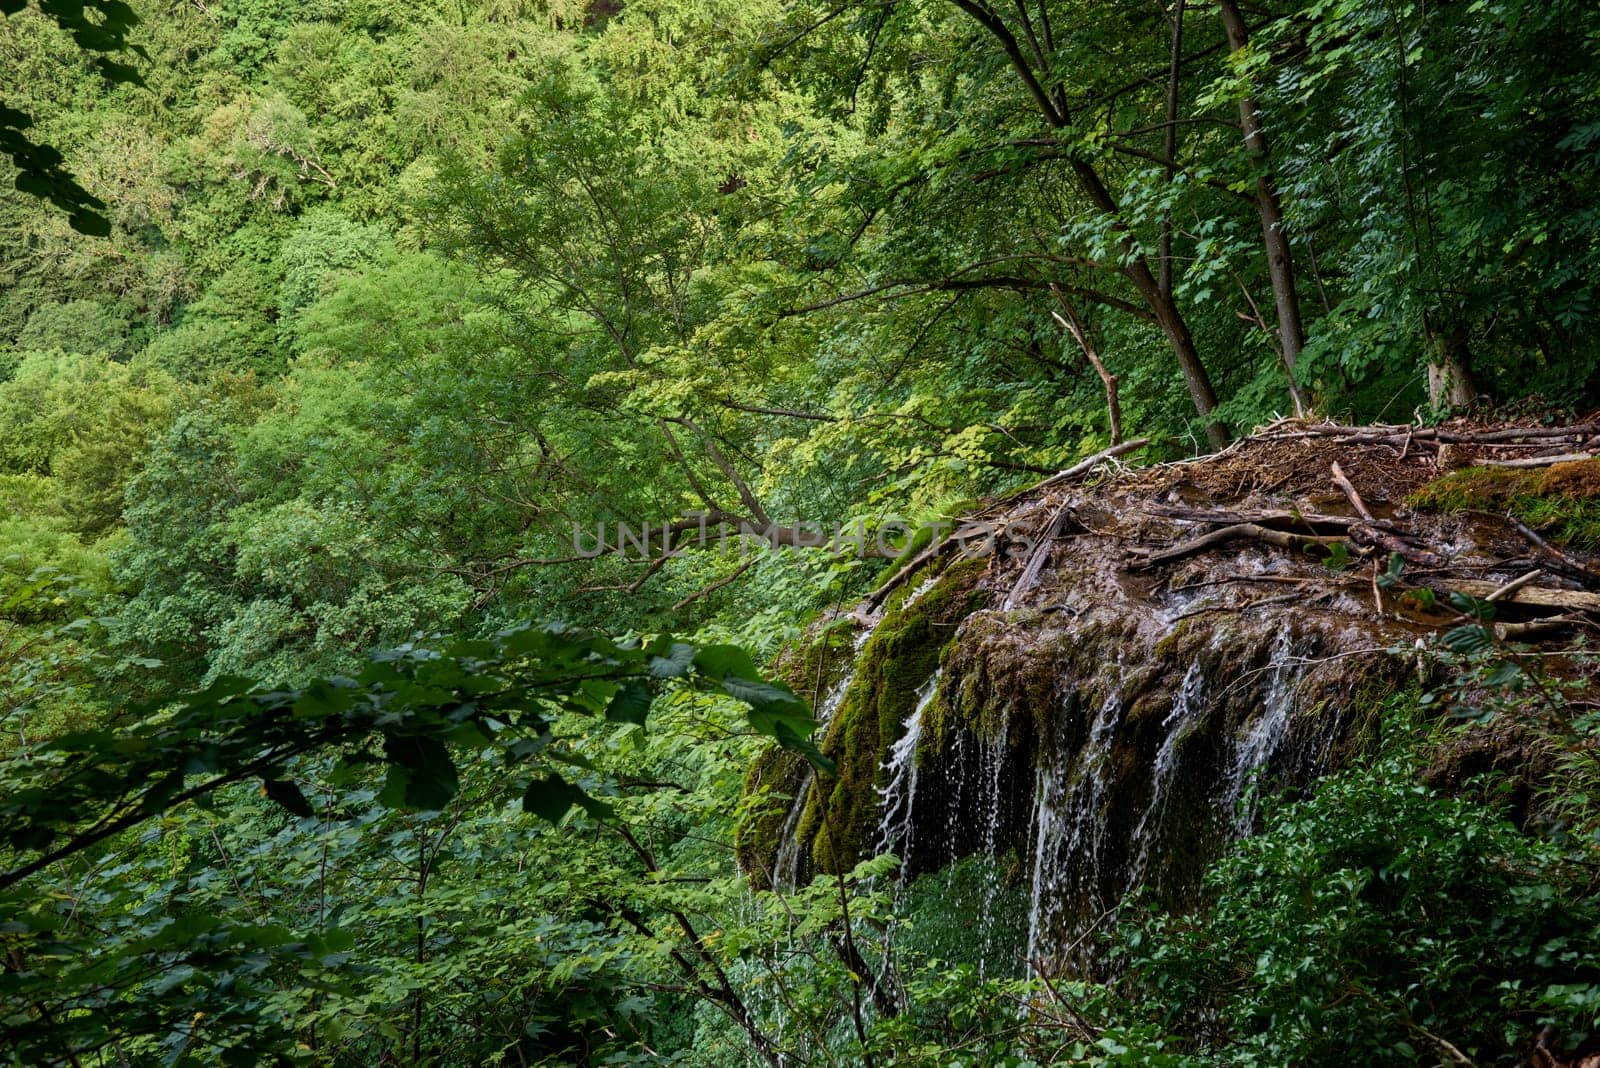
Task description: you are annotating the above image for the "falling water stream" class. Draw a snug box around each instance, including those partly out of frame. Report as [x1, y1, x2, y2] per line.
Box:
[1125, 659, 1207, 893]
[1023, 687, 1123, 971]
[874, 670, 941, 876]
[976, 709, 1013, 977]
[1222, 629, 1300, 835]
[777, 590, 1334, 976]
[772, 614, 889, 888]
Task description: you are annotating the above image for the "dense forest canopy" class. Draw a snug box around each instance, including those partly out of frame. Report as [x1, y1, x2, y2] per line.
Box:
[2, 0, 1600, 1063]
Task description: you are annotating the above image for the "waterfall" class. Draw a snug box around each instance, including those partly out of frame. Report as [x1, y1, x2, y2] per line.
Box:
[1125, 660, 1207, 892]
[977, 708, 1013, 977]
[771, 778, 812, 889]
[874, 670, 941, 875]
[773, 619, 881, 889]
[1024, 687, 1123, 972]
[898, 574, 940, 612]
[1223, 629, 1300, 836]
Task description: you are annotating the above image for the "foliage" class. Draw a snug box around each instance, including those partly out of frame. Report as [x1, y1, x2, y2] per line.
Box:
[3, 0, 1600, 1063]
[1116, 753, 1600, 1065]
[0, 0, 144, 234]
[0, 623, 831, 1064]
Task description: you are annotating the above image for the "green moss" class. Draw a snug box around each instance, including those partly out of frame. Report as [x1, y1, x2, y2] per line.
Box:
[732, 745, 807, 889]
[770, 614, 859, 706]
[796, 557, 988, 874]
[1410, 460, 1600, 549]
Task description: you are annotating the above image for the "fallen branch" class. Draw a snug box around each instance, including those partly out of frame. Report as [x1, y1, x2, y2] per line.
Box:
[1487, 569, 1544, 603]
[1147, 504, 1419, 537]
[1145, 504, 1363, 529]
[1330, 461, 1375, 522]
[1144, 506, 1444, 568]
[1260, 421, 1599, 446]
[1348, 523, 1445, 568]
[1495, 614, 1589, 641]
[1027, 438, 1151, 494]
[1132, 523, 1345, 570]
[1506, 517, 1600, 589]
[1432, 579, 1600, 614]
[864, 538, 953, 611]
[1003, 501, 1075, 610]
[870, 441, 1147, 610]
[1478, 452, 1596, 469]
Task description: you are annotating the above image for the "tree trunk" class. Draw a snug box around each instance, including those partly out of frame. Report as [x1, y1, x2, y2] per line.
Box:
[1127, 254, 1229, 448]
[1070, 159, 1228, 448]
[1159, 0, 1186, 300]
[945, 0, 1231, 446]
[1427, 325, 1477, 408]
[1217, 0, 1310, 418]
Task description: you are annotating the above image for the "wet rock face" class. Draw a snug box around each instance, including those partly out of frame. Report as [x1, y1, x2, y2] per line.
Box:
[915, 604, 1403, 976]
[745, 538, 1407, 970]
[746, 430, 1598, 973]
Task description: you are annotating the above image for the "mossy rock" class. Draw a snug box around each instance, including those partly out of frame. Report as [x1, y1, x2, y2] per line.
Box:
[1410, 460, 1600, 549]
[733, 744, 808, 890]
[769, 613, 860, 708]
[792, 557, 989, 876]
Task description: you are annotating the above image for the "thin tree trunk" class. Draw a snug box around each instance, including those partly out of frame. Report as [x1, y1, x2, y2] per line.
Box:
[946, 0, 1229, 446]
[1426, 323, 1477, 408]
[1068, 158, 1227, 447]
[1217, 0, 1309, 418]
[1160, 0, 1187, 300]
[1126, 253, 1228, 448]
[1050, 287, 1123, 445]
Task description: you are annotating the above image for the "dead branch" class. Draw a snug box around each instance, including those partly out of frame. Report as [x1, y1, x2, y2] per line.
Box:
[1502, 517, 1600, 590]
[1003, 501, 1075, 609]
[1496, 614, 1591, 640]
[1049, 285, 1122, 444]
[870, 441, 1146, 609]
[1329, 461, 1375, 522]
[1145, 504, 1363, 529]
[1487, 569, 1544, 602]
[1026, 437, 1150, 494]
[1132, 522, 1344, 570]
[864, 538, 953, 611]
[1432, 579, 1600, 614]
[1259, 422, 1599, 447]
[1348, 524, 1444, 568]
[671, 558, 759, 612]
[1479, 452, 1596, 469]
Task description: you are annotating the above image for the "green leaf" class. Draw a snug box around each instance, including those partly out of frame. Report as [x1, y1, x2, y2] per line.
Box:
[605, 680, 653, 726]
[722, 675, 811, 721]
[1322, 541, 1350, 571]
[520, 774, 610, 822]
[692, 644, 761, 681]
[1443, 624, 1494, 655]
[1377, 552, 1406, 589]
[647, 642, 695, 678]
[261, 779, 314, 818]
[381, 735, 459, 811]
[1449, 591, 1496, 621]
[774, 719, 836, 777]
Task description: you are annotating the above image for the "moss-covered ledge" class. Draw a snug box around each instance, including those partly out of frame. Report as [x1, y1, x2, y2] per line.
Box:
[1410, 459, 1600, 549]
[736, 557, 990, 882]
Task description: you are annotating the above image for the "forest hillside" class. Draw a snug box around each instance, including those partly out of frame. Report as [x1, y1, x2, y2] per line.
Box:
[3, 0, 1600, 1064]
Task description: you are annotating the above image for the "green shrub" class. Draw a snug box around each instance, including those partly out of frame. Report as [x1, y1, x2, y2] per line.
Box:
[1117, 755, 1600, 1066]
